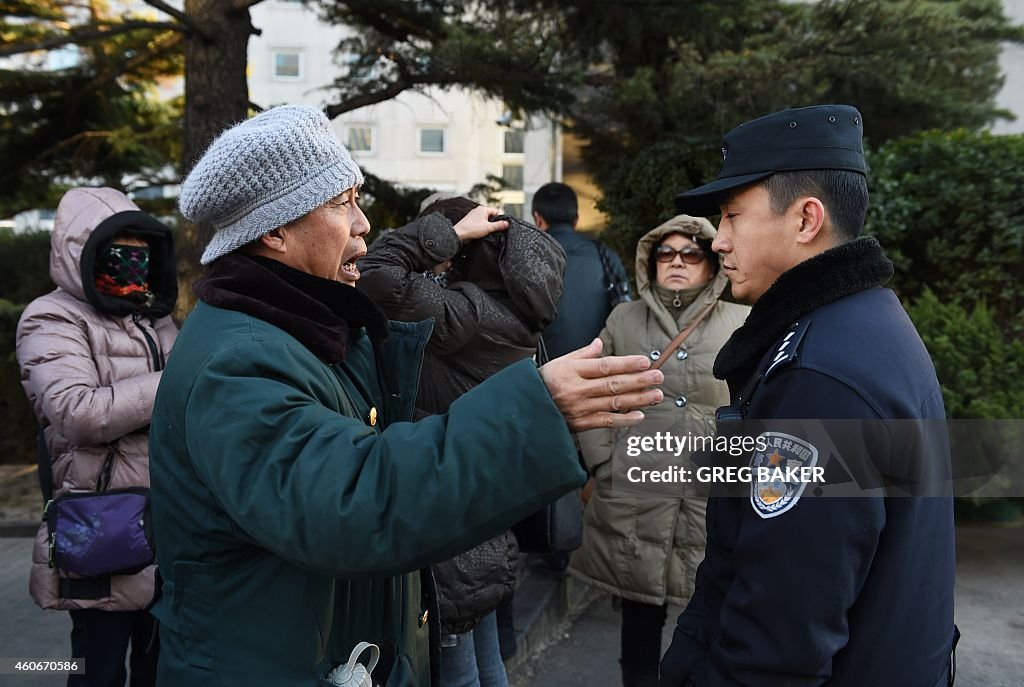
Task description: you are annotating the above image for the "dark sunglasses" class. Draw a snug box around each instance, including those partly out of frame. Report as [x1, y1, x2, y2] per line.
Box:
[654, 245, 706, 264]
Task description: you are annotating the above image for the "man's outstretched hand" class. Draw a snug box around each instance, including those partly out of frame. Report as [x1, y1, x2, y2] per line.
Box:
[540, 338, 664, 432]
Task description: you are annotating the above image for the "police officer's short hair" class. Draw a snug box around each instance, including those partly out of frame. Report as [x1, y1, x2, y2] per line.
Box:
[760, 170, 868, 243]
[532, 182, 578, 225]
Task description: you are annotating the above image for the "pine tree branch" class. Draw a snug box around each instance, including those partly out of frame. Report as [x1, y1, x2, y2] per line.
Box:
[324, 54, 465, 117]
[0, 21, 186, 58]
[324, 79, 411, 118]
[35, 130, 114, 162]
[140, 0, 211, 40]
[324, 74, 465, 116]
[80, 31, 184, 94]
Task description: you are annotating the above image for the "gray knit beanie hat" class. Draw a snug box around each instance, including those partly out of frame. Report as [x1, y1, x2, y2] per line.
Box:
[179, 104, 364, 265]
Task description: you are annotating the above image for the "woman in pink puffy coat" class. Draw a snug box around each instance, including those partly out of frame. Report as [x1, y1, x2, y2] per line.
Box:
[16, 187, 178, 687]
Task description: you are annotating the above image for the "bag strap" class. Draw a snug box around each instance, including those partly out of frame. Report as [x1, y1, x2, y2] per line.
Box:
[535, 334, 550, 367]
[36, 427, 53, 505]
[349, 642, 379, 674]
[334, 642, 380, 682]
[595, 241, 630, 306]
[651, 300, 717, 371]
[595, 240, 613, 280]
[95, 444, 118, 492]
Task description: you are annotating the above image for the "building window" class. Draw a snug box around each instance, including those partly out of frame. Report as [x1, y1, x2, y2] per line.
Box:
[501, 164, 524, 191]
[502, 203, 524, 219]
[503, 130, 524, 154]
[419, 128, 446, 154]
[345, 126, 375, 154]
[272, 50, 303, 80]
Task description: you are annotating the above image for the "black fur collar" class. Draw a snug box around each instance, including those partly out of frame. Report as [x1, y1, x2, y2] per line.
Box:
[713, 236, 894, 381]
[194, 254, 389, 364]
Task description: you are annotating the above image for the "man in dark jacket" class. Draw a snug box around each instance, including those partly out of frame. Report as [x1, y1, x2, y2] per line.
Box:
[659, 105, 956, 686]
[528, 182, 632, 579]
[532, 182, 631, 359]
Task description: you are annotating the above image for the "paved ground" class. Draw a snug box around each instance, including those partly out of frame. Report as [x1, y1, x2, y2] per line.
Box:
[0, 538, 70, 687]
[511, 525, 1024, 687]
[508, 595, 681, 686]
[0, 466, 41, 526]
[0, 524, 1019, 686]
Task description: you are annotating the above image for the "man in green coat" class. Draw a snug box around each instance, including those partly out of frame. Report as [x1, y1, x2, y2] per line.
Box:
[149, 104, 664, 687]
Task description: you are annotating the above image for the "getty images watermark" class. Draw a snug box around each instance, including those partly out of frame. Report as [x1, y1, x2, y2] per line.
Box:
[622, 431, 824, 491]
[606, 419, 1024, 500]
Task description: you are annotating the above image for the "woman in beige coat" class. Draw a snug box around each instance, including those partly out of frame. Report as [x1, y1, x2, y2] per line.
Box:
[16, 187, 178, 686]
[569, 215, 748, 687]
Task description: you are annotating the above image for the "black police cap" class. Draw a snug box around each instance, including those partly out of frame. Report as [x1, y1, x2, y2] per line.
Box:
[675, 104, 866, 217]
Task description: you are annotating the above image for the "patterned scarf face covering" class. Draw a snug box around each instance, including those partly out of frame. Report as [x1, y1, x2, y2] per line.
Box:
[94, 243, 153, 306]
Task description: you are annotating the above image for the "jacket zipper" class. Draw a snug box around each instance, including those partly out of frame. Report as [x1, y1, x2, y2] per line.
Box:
[132, 312, 164, 371]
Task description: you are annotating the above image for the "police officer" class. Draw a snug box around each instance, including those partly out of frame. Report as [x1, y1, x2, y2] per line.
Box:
[659, 105, 957, 686]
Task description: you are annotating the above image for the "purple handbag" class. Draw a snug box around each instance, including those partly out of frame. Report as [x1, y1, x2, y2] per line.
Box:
[41, 440, 155, 579]
[45, 488, 154, 578]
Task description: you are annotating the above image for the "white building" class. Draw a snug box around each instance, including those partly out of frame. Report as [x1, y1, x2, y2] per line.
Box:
[993, 0, 1024, 133]
[248, 0, 1024, 226]
[248, 0, 562, 221]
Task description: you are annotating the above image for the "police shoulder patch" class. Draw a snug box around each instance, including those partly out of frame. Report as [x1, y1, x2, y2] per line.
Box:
[763, 320, 810, 379]
[750, 431, 819, 519]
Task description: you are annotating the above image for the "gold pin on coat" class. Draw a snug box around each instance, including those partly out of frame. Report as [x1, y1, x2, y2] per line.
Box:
[368, 407, 377, 426]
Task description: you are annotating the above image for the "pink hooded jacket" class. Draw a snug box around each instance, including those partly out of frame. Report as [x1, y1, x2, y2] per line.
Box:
[16, 187, 178, 611]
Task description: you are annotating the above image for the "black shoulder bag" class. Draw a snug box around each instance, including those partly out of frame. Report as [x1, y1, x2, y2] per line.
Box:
[596, 241, 632, 309]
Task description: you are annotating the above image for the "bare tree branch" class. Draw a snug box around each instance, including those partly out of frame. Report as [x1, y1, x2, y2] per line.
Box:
[0, 21, 185, 58]
[140, 0, 211, 40]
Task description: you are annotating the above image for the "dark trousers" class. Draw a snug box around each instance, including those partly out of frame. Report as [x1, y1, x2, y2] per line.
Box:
[621, 599, 668, 685]
[68, 609, 158, 687]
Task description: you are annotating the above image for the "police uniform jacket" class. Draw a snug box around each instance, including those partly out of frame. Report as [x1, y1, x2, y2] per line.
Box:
[661, 237, 956, 687]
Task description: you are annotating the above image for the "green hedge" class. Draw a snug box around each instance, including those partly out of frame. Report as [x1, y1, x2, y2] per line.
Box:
[865, 130, 1024, 337]
[0, 230, 52, 464]
[904, 290, 1024, 516]
[868, 131, 1024, 517]
[0, 299, 37, 465]
[905, 290, 1024, 420]
[0, 229, 54, 304]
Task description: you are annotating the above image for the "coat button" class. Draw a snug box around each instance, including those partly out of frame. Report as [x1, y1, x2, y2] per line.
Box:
[676, 349, 688, 361]
[425, 239, 436, 248]
[650, 350, 661, 361]
[675, 396, 687, 408]
[418, 610, 429, 627]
